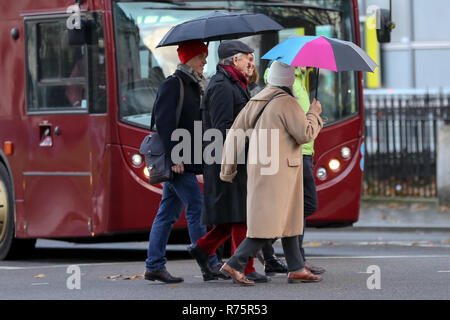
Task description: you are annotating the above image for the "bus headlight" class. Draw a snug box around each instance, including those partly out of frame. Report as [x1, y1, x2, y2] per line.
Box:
[143, 167, 150, 178]
[341, 147, 351, 159]
[131, 154, 143, 167]
[328, 159, 341, 172]
[316, 167, 327, 180]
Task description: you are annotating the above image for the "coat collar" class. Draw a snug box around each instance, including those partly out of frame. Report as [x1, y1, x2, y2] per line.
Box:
[174, 69, 195, 85]
[251, 85, 290, 102]
[216, 65, 250, 100]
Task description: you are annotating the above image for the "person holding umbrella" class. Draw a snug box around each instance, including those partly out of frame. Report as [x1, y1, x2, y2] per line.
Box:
[219, 61, 324, 285]
[257, 66, 326, 276]
[144, 40, 220, 284]
[188, 40, 269, 283]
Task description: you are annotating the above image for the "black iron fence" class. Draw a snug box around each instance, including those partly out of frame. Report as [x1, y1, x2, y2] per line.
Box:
[363, 90, 450, 198]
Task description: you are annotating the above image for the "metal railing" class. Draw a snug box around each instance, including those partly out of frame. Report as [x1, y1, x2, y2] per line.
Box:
[363, 89, 450, 198]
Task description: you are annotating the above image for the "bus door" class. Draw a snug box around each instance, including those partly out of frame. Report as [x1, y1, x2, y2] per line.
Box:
[21, 12, 107, 238]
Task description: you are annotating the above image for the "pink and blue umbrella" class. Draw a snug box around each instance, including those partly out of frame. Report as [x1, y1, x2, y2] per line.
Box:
[262, 36, 377, 98]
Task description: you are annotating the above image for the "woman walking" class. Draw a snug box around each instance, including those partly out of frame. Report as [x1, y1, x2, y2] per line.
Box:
[219, 61, 324, 285]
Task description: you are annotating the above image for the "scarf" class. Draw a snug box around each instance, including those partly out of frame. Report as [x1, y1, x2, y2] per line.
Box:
[176, 63, 207, 95]
[220, 64, 248, 89]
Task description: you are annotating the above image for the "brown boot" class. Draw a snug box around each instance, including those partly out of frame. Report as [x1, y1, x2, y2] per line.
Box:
[287, 268, 322, 283]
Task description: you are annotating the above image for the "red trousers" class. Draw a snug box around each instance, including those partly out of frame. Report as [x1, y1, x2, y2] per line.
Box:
[196, 223, 255, 275]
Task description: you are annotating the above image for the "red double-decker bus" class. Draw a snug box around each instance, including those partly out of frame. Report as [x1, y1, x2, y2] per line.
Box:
[0, 0, 365, 259]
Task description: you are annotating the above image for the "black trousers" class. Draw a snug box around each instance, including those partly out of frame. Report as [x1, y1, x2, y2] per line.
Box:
[261, 155, 318, 261]
[228, 236, 304, 273]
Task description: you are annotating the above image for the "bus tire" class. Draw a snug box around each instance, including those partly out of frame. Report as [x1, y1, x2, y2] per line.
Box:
[0, 164, 36, 260]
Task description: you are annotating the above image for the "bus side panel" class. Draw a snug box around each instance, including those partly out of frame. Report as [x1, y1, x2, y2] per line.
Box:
[0, 8, 27, 236]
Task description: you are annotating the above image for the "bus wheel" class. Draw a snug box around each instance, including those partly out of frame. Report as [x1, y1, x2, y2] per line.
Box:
[0, 164, 36, 260]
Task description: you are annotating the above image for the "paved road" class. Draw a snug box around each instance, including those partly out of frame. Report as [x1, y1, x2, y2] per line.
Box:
[0, 228, 449, 301]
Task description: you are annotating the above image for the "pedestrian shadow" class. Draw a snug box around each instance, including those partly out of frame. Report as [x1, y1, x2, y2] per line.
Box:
[14, 246, 192, 265]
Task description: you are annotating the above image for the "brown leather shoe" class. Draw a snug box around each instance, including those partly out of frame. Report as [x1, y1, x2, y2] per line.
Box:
[220, 263, 255, 286]
[305, 261, 326, 275]
[288, 268, 322, 283]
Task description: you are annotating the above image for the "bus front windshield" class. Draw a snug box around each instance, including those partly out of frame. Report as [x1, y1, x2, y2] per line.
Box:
[113, 1, 357, 129]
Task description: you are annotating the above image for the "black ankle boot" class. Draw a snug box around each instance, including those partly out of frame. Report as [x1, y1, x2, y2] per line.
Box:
[187, 244, 218, 281]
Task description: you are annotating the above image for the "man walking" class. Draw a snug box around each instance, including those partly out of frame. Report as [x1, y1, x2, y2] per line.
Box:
[188, 40, 268, 283]
[144, 40, 219, 283]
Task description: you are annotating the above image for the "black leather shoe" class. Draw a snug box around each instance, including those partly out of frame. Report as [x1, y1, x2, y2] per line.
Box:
[211, 263, 231, 280]
[187, 244, 218, 281]
[246, 271, 271, 283]
[144, 269, 183, 283]
[264, 255, 288, 275]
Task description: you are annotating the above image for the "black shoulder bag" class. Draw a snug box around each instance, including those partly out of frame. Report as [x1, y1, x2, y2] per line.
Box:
[139, 75, 184, 184]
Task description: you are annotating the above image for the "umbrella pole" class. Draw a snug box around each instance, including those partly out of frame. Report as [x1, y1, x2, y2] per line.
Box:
[315, 68, 320, 100]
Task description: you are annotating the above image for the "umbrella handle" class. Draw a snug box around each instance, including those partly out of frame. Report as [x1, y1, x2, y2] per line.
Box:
[315, 68, 320, 100]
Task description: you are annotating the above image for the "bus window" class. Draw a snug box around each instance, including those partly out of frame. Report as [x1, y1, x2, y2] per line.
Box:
[25, 12, 106, 114]
[114, 1, 357, 129]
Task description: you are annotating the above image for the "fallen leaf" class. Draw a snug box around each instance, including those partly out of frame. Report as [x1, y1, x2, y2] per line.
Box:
[106, 274, 123, 279]
[389, 202, 399, 209]
[123, 275, 142, 280]
[411, 203, 426, 211]
[303, 242, 322, 247]
[33, 274, 45, 279]
[443, 239, 450, 244]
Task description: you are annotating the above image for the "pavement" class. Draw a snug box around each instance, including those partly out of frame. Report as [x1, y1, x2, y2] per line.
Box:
[353, 199, 450, 231]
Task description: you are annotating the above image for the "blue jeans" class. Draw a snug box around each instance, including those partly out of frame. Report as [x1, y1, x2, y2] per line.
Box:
[146, 173, 219, 271]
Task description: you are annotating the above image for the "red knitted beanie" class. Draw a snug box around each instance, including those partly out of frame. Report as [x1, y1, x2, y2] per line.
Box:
[177, 40, 208, 64]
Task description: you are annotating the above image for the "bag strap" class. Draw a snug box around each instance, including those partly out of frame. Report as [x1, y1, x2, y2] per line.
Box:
[150, 75, 184, 131]
[252, 92, 285, 128]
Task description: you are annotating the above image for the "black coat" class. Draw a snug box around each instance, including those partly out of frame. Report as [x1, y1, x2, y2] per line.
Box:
[201, 66, 251, 225]
[153, 69, 203, 174]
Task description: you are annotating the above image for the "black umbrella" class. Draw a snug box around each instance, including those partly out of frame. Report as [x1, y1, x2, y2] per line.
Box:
[157, 11, 283, 48]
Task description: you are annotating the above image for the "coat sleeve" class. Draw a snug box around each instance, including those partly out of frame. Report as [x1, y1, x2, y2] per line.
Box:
[220, 106, 249, 182]
[280, 97, 323, 146]
[154, 76, 180, 165]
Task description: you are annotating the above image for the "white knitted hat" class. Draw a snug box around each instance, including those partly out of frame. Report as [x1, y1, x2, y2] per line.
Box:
[267, 61, 296, 87]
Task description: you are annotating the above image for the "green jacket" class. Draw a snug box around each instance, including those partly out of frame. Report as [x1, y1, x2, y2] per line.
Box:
[293, 69, 314, 155]
[264, 68, 315, 155]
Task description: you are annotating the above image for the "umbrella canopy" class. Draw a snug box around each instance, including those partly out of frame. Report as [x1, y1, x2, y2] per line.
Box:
[261, 35, 377, 72]
[157, 11, 283, 48]
[262, 35, 377, 99]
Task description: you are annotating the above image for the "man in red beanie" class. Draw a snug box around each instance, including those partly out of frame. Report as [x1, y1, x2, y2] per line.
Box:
[177, 40, 208, 66]
[145, 40, 222, 283]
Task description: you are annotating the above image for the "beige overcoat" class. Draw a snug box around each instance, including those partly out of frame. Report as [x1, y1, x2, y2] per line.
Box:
[220, 86, 323, 239]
